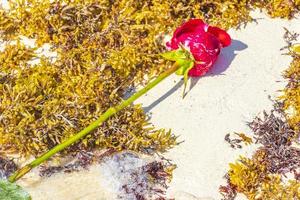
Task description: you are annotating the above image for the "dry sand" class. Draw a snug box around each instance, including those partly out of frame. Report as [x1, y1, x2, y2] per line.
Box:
[14, 11, 300, 200]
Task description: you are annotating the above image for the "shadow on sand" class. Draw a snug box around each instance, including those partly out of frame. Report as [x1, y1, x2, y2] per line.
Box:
[189, 39, 248, 91]
[143, 39, 248, 113]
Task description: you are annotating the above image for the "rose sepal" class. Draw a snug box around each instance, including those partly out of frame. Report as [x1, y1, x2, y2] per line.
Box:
[161, 47, 197, 97]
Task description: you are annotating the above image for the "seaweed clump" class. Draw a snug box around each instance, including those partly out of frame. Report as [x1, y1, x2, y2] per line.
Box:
[252, 0, 300, 19]
[281, 56, 300, 129]
[0, 0, 183, 158]
[224, 156, 300, 200]
[0, 156, 17, 179]
[220, 107, 300, 200]
[99, 152, 175, 200]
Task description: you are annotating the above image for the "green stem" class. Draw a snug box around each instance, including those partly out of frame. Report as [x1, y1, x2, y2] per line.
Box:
[8, 63, 179, 183]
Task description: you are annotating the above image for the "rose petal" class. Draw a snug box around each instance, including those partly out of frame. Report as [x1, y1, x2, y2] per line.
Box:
[168, 19, 207, 49]
[191, 33, 221, 52]
[173, 19, 207, 37]
[207, 26, 231, 47]
[188, 63, 212, 77]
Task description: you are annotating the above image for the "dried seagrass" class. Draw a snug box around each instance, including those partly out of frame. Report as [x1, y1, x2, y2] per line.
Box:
[99, 151, 176, 200]
[282, 56, 300, 129]
[221, 105, 300, 199]
[0, 156, 17, 179]
[249, 109, 300, 174]
[224, 132, 253, 149]
[0, 0, 182, 158]
[222, 156, 300, 200]
[252, 0, 300, 19]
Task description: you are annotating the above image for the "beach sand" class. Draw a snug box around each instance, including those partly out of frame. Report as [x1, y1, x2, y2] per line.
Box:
[17, 11, 300, 200]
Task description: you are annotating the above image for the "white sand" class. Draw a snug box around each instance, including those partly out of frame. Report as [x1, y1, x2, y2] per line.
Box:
[13, 12, 300, 200]
[140, 11, 300, 199]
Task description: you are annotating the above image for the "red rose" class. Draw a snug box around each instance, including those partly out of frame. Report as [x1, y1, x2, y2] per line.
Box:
[166, 19, 231, 77]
